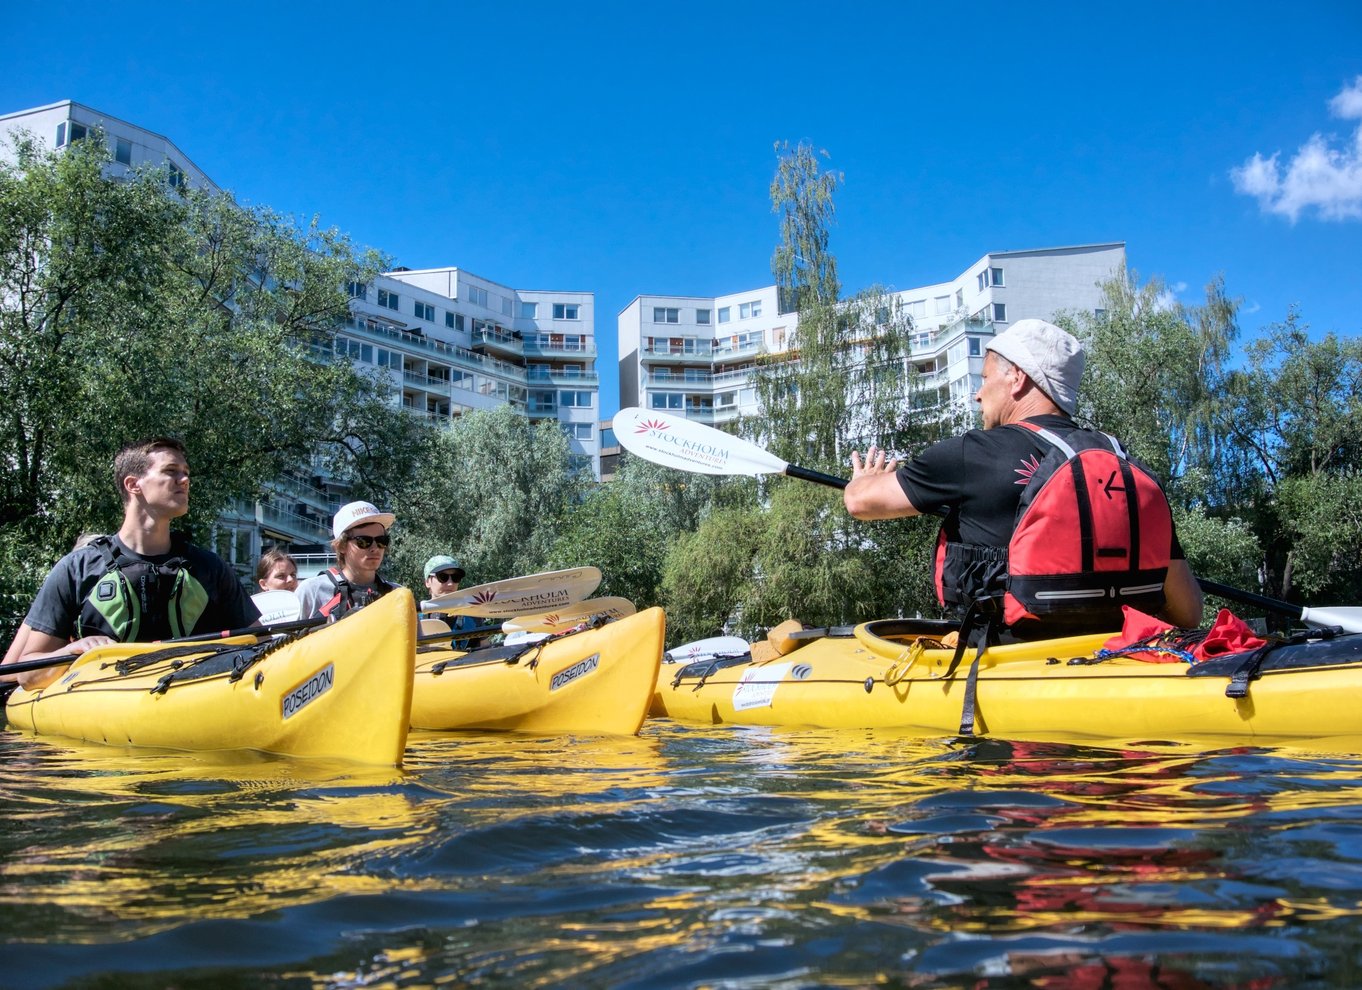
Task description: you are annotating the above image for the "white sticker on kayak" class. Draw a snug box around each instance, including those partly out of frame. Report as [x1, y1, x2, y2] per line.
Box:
[732, 663, 791, 711]
[550, 653, 599, 691]
[282, 664, 334, 719]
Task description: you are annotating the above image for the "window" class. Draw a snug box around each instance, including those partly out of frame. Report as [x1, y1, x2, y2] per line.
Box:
[561, 422, 593, 440]
[378, 348, 399, 368]
[501, 296, 513, 317]
[466, 285, 488, 307]
[717, 307, 731, 324]
[378, 289, 399, 311]
[906, 299, 927, 320]
[560, 390, 592, 408]
[968, 337, 981, 357]
[739, 300, 762, 319]
[992, 303, 1007, 322]
[346, 281, 367, 300]
[934, 296, 951, 315]
[167, 161, 184, 188]
[520, 301, 538, 319]
[1094, 308, 1107, 320]
[955, 288, 964, 308]
[650, 393, 683, 410]
[114, 137, 132, 165]
[696, 308, 711, 325]
[414, 301, 435, 321]
[977, 271, 988, 291]
[335, 338, 374, 363]
[991, 267, 1004, 287]
[653, 307, 679, 323]
[55, 121, 88, 147]
[553, 303, 580, 320]
[445, 311, 456, 328]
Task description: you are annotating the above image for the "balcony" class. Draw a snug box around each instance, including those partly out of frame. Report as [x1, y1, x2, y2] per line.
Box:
[525, 336, 596, 358]
[403, 370, 455, 392]
[527, 367, 600, 385]
[471, 326, 525, 358]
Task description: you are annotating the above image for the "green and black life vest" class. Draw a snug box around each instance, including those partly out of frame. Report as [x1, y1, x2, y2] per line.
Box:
[76, 535, 211, 642]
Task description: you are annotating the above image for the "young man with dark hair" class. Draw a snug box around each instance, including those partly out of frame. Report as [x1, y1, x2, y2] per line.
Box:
[12, 437, 259, 689]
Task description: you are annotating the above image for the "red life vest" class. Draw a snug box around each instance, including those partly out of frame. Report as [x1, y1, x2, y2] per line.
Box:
[935, 422, 1173, 633]
[317, 566, 394, 621]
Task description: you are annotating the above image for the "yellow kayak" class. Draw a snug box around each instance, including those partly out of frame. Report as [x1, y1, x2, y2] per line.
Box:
[412, 607, 664, 734]
[5, 589, 416, 765]
[652, 618, 1362, 740]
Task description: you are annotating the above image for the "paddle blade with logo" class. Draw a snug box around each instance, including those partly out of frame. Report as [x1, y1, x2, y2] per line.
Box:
[502, 597, 637, 634]
[422, 567, 603, 617]
[664, 635, 751, 663]
[252, 590, 301, 624]
[613, 407, 847, 489]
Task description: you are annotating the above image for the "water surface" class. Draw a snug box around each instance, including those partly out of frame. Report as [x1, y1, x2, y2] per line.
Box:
[4, 722, 1362, 988]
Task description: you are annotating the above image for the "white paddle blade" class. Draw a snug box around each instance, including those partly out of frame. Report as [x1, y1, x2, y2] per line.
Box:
[252, 590, 301, 625]
[422, 566, 603, 617]
[665, 635, 751, 663]
[502, 596, 637, 633]
[1300, 606, 1362, 634]
[613, 407, 788, 477]
[419, 617, 453, 637]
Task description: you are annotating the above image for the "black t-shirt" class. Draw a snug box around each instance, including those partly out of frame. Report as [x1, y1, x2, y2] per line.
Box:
[25, 534, 260, 643]
[896, 415, 1185, 556]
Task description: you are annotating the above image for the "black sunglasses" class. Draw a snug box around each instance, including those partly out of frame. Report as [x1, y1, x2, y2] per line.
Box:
[432, 570, 462, 583]
[347, 533, 390, 549]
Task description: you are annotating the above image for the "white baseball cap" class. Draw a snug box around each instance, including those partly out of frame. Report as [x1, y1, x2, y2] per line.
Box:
[332, 501, 396, 541]
[985, 319, 1085, 416]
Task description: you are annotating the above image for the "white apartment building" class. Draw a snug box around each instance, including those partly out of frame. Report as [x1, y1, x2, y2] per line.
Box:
[0, 100, 601, 576]
[619, 243, 1126, 423]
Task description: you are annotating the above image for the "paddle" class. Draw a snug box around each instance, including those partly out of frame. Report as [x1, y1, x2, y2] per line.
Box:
[1198, 578, 1362, 634]
[1, 615, 328, 677]
[664, 635, 751, 663]
[613, 407, 848, 490]
[252, 589, 301, 624]
[421, 566, 603, 617]
[500, 596, 636, 634]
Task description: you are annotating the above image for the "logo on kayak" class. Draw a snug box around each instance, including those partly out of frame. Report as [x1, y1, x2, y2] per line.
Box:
[282, 664, 334, 719]
[550, 653, 599, 691]
[635, 418, 670, 435]
[471, 590, 499, 605]
[791, 664, 812, 680]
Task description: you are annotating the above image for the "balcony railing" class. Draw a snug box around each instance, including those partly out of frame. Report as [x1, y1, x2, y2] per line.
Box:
[527, 368, 600, 384]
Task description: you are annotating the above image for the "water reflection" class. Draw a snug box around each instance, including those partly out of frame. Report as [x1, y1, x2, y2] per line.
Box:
[3, 723, 1362, 987]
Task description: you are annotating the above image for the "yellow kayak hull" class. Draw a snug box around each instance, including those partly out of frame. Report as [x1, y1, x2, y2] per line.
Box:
[652, 620, 1362, 740]
[411, 607, 664, 735]
[6, 589, 416, 765]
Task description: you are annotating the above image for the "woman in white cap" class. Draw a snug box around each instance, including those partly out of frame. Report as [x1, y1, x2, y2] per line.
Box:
[843, 319, 1203, 637]
[296, 501, 398, 621]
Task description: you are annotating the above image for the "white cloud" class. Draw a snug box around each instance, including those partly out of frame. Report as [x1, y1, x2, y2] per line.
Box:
[1231, 76, 1362, 222]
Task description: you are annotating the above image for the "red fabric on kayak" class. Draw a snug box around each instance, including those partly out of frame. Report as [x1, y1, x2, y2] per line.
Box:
[1192, 608, 1268, 660]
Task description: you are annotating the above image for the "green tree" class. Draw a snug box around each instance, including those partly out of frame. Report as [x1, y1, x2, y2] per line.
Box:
[548, 455, 732, 608]
[382, 404, 590, 590]
[1218, 314, 1362, 600]
[0, 133, 392, 624]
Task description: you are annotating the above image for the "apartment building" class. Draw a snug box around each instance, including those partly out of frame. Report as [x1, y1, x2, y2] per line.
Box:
[0, 100, 601, 577]
[618, 243, 1125, 423]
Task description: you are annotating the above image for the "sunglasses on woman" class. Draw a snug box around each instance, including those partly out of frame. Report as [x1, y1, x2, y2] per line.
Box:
[432, 570, 462, 583]
[347, 533, 390, 550]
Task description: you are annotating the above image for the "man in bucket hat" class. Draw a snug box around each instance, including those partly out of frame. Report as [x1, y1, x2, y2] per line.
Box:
[843, 319, 1202, 635]
[297, 501, 399, 621]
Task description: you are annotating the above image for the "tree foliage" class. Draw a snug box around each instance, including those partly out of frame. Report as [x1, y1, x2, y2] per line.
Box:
[381, 404, 590, 591]
[0, 133, 392, 620]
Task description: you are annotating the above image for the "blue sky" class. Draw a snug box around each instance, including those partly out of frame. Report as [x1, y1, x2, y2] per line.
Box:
[5, 2, 1360, 416]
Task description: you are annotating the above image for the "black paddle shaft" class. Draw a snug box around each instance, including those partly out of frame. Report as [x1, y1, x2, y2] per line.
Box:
[784, 464, 849, 490]
[1197, 578, 1303, 619]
